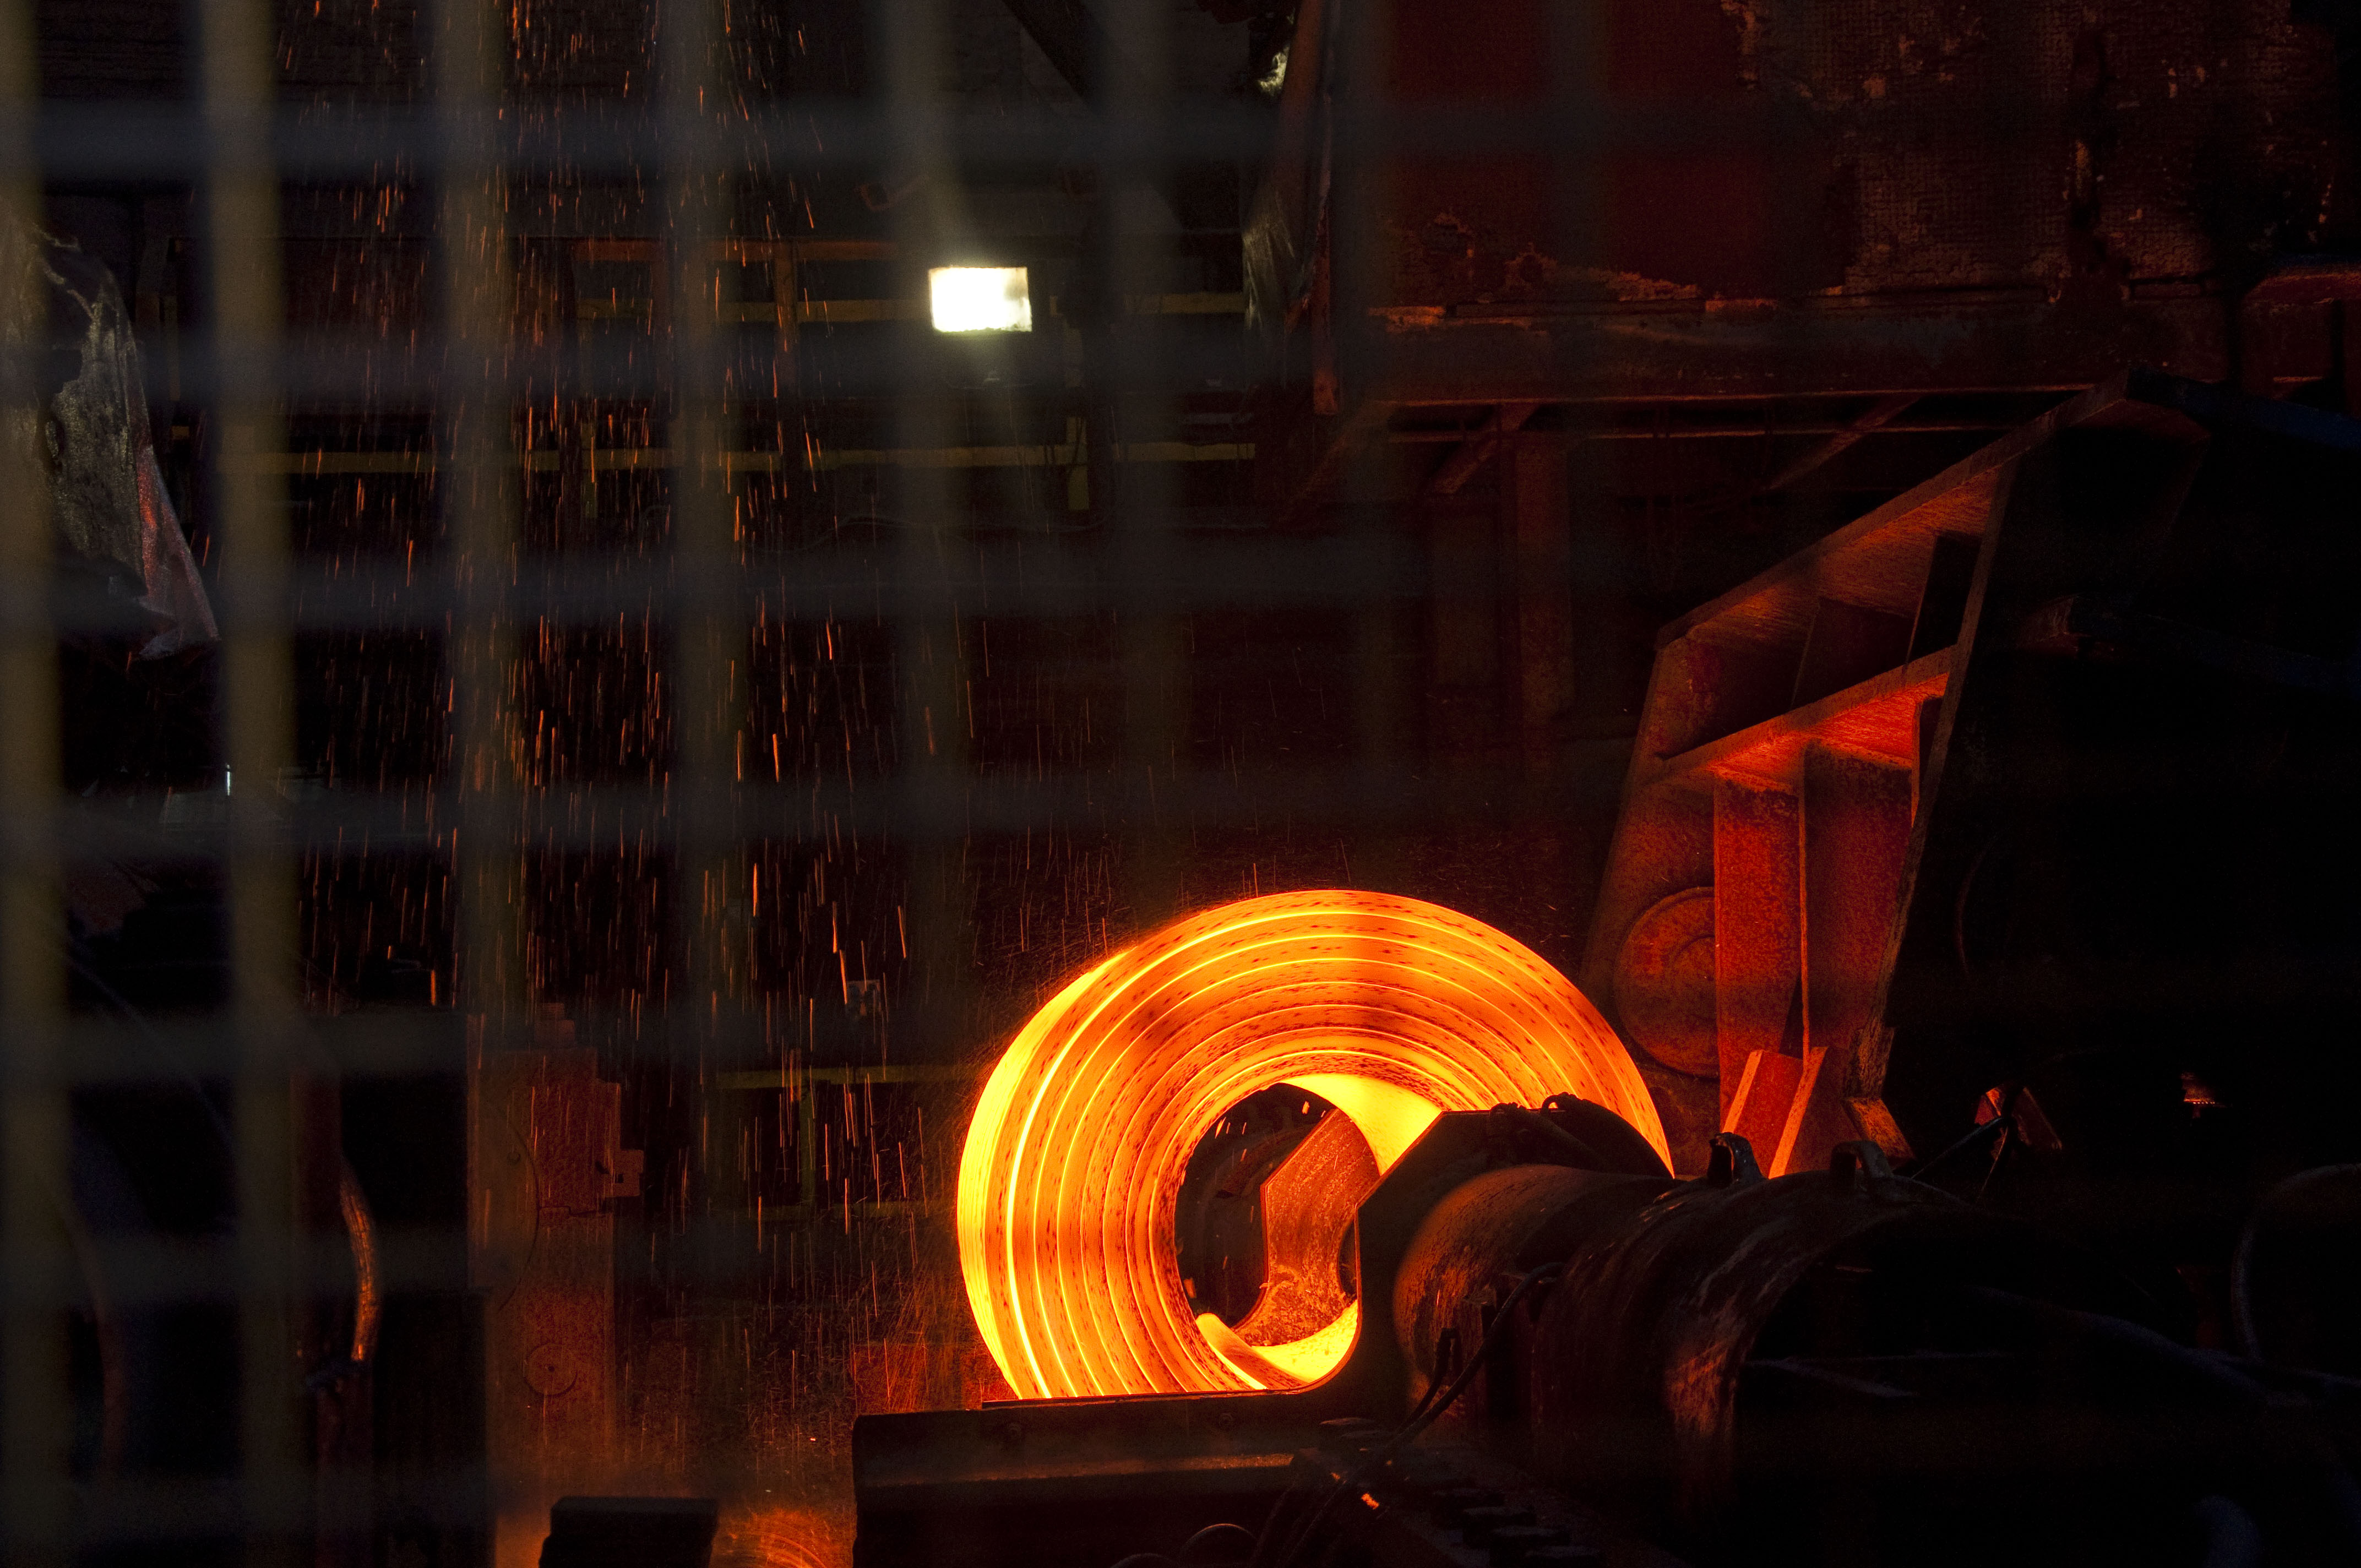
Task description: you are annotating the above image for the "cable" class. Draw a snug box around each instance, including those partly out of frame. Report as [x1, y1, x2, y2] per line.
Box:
[1972, 1114, 2014, 1205]
[1240, 1485, 1311, 1568]
[1390, 1262, 1564, 1446]
[2229, 1163, 2361, 1363]
[1912, 1103, 2011, 1185]
[1261, 1261, 1566, 1568]
[1396, 1325, 1459, 1431]
[1178, 1522, 1256, 1565]
[1977, 1287, 2361, 1556]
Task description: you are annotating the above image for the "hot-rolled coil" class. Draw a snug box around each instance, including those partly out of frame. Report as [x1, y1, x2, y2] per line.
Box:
[958, 889, 1668, 1398]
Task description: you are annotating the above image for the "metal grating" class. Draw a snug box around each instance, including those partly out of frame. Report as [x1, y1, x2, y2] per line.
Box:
[0, 0, 2352, 1563]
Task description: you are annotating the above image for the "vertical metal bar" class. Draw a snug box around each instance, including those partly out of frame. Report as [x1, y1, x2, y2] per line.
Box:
[882, 0, 967, 1074]
[0, 0, 71, 1558]
[431, 0, 515, 1555]
[662, 0, 731, 1084]
[1546, 1, 1604, 792]
[197, 0, 302, 1553]
[1105, 0, 1188, 927]
[659, 0, 741, 1509]
[434, 0, 515, 1012]
[1327, 0, 1412, 886]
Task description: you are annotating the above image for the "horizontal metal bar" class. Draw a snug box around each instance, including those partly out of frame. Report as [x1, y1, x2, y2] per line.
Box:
[23, 747, 1640, 864]
[116, 330, 1267, 402]
[3, 1230, 454, 1313]
[68, 1468, 488, 1548]
[577, 237, 897, 263]
[31, 1008, 931, 1085]
[681, 292, 1243, 324]
[30, 523, 1414, 638]
[718, 1065, 981, 1088]
[1389, 420, 2023, 444]
[253, 441, 1252, 475]
[227, 536, 1421, 629]
[8, 97, 2054, 181]
[804, 440, 1253, 469]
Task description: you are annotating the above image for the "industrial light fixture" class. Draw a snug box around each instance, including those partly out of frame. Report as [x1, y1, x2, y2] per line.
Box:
[928, 265, 1032, 333]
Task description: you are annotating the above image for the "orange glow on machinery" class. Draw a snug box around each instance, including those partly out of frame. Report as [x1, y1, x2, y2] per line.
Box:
[956, 890, 1669, 1400]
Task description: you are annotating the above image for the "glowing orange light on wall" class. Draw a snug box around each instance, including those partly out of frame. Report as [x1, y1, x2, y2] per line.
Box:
[957, 890, 1669, 1400]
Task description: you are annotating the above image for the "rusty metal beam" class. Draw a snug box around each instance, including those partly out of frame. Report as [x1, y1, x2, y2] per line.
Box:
[994, 2, 1233, 249]
[1754, 393, 1921, 496]
[999, 0, 1145, 108]
[1644, 393, 1925, 519]
[1353, 295, 2230, 408]
[1282, 400, 1394, 525]
[1425, 401, 1540, 497]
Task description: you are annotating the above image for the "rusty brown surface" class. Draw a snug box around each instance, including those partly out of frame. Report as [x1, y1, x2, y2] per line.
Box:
[1710, 776, 1800, 1122]
[1426, 401, 1539, 497]
[1653, 654, 1949, 789]
[1722, 1050, 1805, 1158]
[1586, 378, 2139, 1170]
[1504, 431, 1574, 764]
[1798, 745, 1911, 1163]
[1765, 1044, 1853, 1175]
[1233, 1108, 1383, 1350]
[1593, 370, 2361, 1198]
[1232, 0, 2353, 547]
[471, 1022, 644, 1562]
[1354, 1, 2335, 318]
[1611, 887, 1717, 1080]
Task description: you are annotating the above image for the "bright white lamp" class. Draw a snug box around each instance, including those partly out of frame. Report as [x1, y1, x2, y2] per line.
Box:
[929, 266, 1033, 333]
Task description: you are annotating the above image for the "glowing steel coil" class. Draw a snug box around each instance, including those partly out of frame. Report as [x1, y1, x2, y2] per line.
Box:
[958, 889, 1669, 1400]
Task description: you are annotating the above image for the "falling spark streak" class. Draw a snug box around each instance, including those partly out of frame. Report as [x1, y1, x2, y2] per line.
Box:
[957, 890, 1667, 1400]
